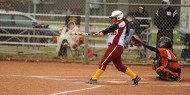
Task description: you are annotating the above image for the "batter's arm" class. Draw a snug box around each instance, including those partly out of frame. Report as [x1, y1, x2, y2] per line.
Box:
[101, 24, 119, 35]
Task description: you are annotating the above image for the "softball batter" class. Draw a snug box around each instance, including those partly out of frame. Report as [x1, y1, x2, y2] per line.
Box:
[86, 10, 141, 85]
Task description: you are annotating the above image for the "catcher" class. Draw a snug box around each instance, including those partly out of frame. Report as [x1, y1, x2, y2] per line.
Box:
[130, 35, 181, 81]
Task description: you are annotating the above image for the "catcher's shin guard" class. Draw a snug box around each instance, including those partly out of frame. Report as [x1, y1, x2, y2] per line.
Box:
[156, 69, 167, 80]
[156, 68, 180, 81]
[164, 69, 179, 81]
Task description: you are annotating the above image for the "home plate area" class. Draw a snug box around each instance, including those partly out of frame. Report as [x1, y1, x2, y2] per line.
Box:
[1, 74, 190, 95]
[0, 62, 189, 95]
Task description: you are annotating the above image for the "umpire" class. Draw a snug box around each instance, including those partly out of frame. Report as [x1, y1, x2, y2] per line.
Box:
[154, 0, 179, 51]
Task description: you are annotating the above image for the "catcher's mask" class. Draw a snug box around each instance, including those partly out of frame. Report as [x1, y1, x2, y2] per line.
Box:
[159, 36, 172, 49]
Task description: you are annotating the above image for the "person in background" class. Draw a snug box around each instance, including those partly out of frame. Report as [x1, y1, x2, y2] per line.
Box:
[56, 21, 97, 58]
[124, 12, 141, 48]
[57, 21, 83, 49]
[56, 21, 82, 56]
[154, 0, 179, 52]
[134, 6, 149, 31]
[134, 6, 150, 58]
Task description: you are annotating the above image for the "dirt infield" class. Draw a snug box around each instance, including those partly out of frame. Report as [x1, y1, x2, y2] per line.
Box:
[0, 60, 190, 95]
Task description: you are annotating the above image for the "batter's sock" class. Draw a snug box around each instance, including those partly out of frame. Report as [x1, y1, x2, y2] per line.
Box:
[125, 68, 137, 79]
[92, 69, 104, 80]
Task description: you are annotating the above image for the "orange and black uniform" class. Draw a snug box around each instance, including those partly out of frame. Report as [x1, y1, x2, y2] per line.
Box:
[143, 44, 181, 80]
[158, 48, 180, 70]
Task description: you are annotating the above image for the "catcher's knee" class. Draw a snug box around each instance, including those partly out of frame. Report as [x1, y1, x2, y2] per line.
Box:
[168, 73, 179, 80]
[156, 69, 166, 78]
[156, 69, 162, 75]
[152, 60, 161, 71]
[154, 60, 161, 67]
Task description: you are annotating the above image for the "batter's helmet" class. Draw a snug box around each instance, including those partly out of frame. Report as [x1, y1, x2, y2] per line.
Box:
[109, 10, 124, 20]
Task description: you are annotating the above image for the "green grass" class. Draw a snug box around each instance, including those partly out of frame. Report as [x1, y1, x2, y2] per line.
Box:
[0, 27, 185, 63]
[151, 32, 183, 45]
[90, 31, 184, 62]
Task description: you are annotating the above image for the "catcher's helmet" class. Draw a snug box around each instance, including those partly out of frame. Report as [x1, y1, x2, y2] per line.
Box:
[109, 10, 124, 20]
[159, 36, 172, 48]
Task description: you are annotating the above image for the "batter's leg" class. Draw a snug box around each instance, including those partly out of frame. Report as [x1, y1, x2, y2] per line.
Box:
[112, 49, 141, 85]
[86, 45, 118, 84]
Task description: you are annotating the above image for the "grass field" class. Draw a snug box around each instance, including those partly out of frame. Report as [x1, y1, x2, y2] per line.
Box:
[0, 26, 188, 63]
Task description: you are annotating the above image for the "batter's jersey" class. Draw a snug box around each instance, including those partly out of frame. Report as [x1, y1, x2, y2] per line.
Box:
[107, 20, 126, 47]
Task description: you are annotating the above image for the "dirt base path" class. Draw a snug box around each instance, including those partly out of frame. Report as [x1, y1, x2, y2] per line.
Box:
[0, 61, 190, 95]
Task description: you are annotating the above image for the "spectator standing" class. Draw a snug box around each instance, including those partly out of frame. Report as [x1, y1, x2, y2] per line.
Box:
[154, 0, 179, 51]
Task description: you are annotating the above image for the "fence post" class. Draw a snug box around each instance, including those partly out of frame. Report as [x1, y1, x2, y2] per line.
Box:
[84, 0, 90, 64]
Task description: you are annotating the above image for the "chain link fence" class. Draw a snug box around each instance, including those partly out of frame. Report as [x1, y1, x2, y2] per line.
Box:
[0, 0, 189, 64]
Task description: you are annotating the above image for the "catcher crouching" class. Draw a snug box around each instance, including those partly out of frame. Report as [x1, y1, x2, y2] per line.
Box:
[130, 35, 181, 81]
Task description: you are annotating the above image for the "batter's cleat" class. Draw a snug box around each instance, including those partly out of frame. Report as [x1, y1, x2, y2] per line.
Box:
[86, 78, 97, 84]
[132, 75, 141, 85]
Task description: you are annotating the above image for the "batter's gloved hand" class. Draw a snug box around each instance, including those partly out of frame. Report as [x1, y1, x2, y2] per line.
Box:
[130, 34, 146, 46]
[95, 32, 104, 37]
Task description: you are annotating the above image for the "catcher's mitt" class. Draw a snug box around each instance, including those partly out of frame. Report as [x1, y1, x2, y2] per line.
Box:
[130, 35, 145, 46]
